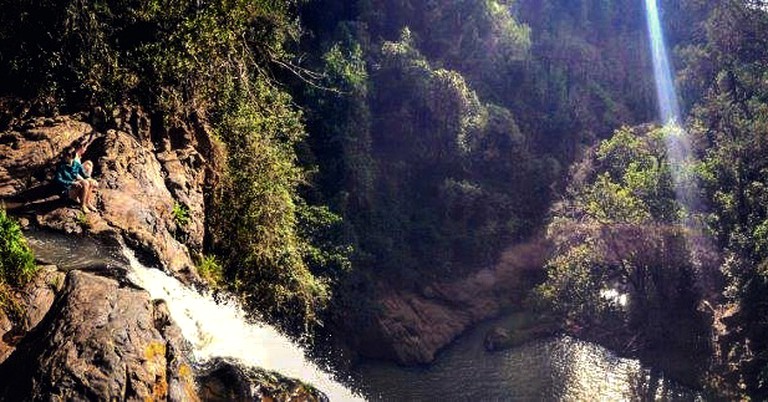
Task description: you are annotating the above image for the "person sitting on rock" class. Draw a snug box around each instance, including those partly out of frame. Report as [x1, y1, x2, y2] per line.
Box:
[75, 142, 99, 189]
[53, 147, 96, 212]
[74, 139, 99, 204]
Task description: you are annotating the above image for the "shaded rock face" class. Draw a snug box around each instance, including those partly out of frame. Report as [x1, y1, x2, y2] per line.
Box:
[196, 357, 329, 402]
[0, 270, 197, 401]
[0, 265, 64, 364]
[0, 109, 217, 284]
[350, 238, 550, 364]
[0, 115, 91, 196]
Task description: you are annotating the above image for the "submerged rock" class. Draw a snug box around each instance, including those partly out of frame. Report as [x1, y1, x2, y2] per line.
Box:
[483, 321, 559, 352]
[0, 270, 197, 401]
[196, 357, 329, 402]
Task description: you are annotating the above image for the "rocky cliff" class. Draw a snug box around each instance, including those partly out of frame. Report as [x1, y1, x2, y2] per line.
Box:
[349, 238, 550, 365]
[0, 107, 212, 283]
[0, 106, 326, 401]
[0, 103, 549, 395]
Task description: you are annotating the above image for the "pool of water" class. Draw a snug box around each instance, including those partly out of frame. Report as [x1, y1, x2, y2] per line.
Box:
[352, 313, 701, 401]
[24, 227, 126, 271]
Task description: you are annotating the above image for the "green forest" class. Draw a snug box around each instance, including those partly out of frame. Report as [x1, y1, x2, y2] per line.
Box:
[1, 0, 768, 399]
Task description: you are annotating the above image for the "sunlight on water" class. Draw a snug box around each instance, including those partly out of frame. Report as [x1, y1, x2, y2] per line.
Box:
[355, 314, 701, 401]
[124, 248, 364, 402]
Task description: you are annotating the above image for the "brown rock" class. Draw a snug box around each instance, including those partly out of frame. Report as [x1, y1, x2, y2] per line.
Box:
[350, 237, 550, 364]
[0, 265, 63, 365]
[94, 129, 199, 281]
[0, 116, 91, 198]
[0, 271, 197, 401]
[197, 357, 328, 402]
[0, 113, 214, 284]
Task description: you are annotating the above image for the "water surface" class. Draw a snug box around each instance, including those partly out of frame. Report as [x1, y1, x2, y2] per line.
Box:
[353, 313, 700, 401]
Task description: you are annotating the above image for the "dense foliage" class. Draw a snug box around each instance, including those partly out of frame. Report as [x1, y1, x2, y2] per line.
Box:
[678, 1, 768, 397]
[0, 0, 345, 332]
[3, 0, 768, 396]
[0, 207, 37, 317]
[538, 1, 768, 396]
[295, 0, 663, 291]
[537, 125, 712, 384]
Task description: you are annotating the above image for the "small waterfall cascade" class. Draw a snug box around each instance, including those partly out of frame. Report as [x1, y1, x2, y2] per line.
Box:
[123, 248, 364, 402]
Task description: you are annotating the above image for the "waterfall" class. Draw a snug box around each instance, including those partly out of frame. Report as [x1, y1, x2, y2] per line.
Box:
[123, 248, 364, 402]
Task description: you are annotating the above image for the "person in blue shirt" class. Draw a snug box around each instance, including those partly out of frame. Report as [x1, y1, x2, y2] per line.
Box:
[54, 144, 97, 212]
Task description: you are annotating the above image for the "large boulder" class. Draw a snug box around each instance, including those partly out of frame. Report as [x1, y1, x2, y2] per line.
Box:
[0, 265, 64, 364]
[348, 237, 550, 364]
[0, 109, 217, 284]
[0, 115, 91, 197]
[0, 270, 197, 401]
[196, 357, 328, 402]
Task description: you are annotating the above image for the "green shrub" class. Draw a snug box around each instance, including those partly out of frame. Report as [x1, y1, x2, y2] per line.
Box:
[172, 202, 190, 227]
[210, 84, 331, 333]
[0, 207, 37, 317]
[0, 208, 36, 288]
[197, 254, 224, 287]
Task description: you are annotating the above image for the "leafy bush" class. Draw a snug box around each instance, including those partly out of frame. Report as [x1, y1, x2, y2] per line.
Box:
[0, 207, 37, 316]
[0, 208, 36, 288]
[537, 125, 712, 382]
[209, 84, 334, 332]
[197, 254, 223, 287]
[172, 203, 190, 227]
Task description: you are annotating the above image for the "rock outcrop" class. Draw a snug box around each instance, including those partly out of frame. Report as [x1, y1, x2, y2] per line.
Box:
[0, 108, 329, 401]
[197, 357, 328, 402]
[0, 265, 64, 364]
[0, 270, 197, 401]
[350, 237, 550, 364]
[0, 110, 216, 284]
[483, 321, 558, 352]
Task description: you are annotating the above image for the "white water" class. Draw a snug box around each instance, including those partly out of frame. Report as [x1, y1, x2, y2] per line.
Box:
[123, 248, 364, 402]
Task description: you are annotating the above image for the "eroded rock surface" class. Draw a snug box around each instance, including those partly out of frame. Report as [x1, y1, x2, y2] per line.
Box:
[0, 270, 197, 401]
[0, 110, 214, 284]
[350, 237, 550, 364]
[197, 357, 328, 402]
[0, 265, 64, 364]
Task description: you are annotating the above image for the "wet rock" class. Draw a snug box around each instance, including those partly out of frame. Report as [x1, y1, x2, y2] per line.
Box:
[196, 357, 328, 402]
[483, 322, 558, 352]
[484, 327, 513, 352]
[0, 271, 197, 401]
